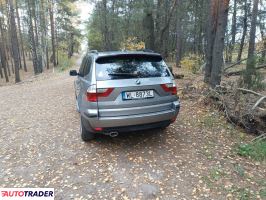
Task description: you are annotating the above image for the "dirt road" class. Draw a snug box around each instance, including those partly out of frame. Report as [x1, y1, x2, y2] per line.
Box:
[0, 67, 265, 200]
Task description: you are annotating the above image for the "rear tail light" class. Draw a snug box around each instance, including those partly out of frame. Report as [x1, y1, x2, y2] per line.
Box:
[86, 85, 114, 102]
[94, 127, 103, 131]
[161, 83, 177, 95]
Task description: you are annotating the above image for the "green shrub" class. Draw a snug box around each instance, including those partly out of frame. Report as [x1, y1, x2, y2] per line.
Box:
[180, 54, 203, 74]
[237, 141, 266, 161]
[58, 53, 74, 71]
[241, 56, 266, 90]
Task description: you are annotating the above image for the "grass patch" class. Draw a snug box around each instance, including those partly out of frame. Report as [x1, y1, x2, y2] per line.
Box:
[236, 141, 266, 161]
[209, 167, 226, 181]
[260, 188, 266, 198]
[234, 187, 252, 200]
[202, 176, 214, 188]
[234, 164, 245, 177]
[202, 114, 217, 128]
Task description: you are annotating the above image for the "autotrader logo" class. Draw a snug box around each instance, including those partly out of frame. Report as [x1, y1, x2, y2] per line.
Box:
[0, 188, 54, 199]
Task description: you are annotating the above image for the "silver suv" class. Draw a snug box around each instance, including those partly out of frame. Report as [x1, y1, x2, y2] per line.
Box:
[70, 51, 180, 141]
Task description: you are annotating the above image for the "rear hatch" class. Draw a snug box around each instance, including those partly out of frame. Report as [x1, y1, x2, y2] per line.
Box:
[93, 53, 176, 117]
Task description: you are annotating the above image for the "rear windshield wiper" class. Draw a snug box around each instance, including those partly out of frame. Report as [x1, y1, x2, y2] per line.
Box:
[108, 73, 139, 77]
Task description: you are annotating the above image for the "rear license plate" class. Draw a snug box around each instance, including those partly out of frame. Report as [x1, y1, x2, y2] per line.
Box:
[123, 90, 154, 100]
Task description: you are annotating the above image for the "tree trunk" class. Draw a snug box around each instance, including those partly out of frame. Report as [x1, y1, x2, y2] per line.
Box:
[237, 0, 248, 62]
[15, 0, 27, 72]
[260, 24, 266, 62]
[0, 19, 9, 82]
[0, 42, 9, 82]
[27, 0, 39, 75]
[6, 2, 15, 75]
[205, 0, 230, 88]
[55, 22, 59, 65]
[228, 0, 237, 63]
[143, 7, 155, 50]
[157, 0, 178, 56]
[68, 33, 74, 58]
[175, 2, 182, 68]
[204, 0, 218, 84]
[49, 0, 56, 67]
[39, 0, 48, 68]
[8, 0, 20, 83]
[102, 0, 111, 51]
[32, 0, 43, 73]
[245, 0, 259, 87]
[40, 0, 49, 69]
[210, 0, 229, 87]
[0, 60, 3, 79]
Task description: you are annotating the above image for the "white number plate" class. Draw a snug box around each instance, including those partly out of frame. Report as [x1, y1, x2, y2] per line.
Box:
[123, 90, 154, 100]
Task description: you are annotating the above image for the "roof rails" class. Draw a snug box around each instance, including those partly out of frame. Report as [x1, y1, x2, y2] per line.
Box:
[88, 50, 98, 54]
[141, 49, 154, 53]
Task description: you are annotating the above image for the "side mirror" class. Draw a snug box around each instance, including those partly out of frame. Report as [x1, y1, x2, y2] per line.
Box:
[70, 70, 78, 76]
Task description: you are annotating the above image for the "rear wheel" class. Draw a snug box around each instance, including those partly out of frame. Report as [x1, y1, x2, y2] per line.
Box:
[80, 117, 95, 141]
[160, 123, 171, 130]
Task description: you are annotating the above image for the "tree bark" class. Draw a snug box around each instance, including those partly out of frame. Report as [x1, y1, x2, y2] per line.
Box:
[204, 0, 218, 84]
[205, 0, 230, 88]
[143, 7, 155, 50]
[175, 1, 182, 68]
[27, 0, 39, 75]
[228, 0, 237, 63]
[15, 0, 27, 72]
[40, 0, 49, 69]
[237, 0, 248, 62]
[49, 0, 56, 67]
[0, 19, 9, 82]
[68, 33, 74, 58]
[245, 0, 259, 87]
[102, 0, 110, 51]
[210, 0, 230, 87]
[8, 0, 20, 83]
[6, 2, 14, 75]
[33, 0, 43, 73]
[260, 24, 266, 62]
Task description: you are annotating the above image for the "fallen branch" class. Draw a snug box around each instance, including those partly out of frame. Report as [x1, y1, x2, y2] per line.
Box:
[251, 132, 266, 142]
[224, 49, 266, 72]
[252, 96, 266, 110]
[237, 88, 265, 97]
[226, 64, 266, 76]
[208, 86, 266, 135]
[224, 58, 248, 71]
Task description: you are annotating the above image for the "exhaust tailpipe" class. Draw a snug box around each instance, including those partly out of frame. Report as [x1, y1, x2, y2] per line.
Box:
[109, 132, 119, 137]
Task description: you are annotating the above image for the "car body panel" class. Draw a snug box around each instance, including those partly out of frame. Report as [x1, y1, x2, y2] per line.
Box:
[73, 51, 180, 133]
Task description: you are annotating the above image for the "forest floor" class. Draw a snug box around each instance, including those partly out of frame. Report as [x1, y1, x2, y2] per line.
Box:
[0, 59, 265, 200]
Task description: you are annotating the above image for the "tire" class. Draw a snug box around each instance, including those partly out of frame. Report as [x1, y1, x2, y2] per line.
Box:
[160, 124, 170, 130]
[80, 117, 95, 141]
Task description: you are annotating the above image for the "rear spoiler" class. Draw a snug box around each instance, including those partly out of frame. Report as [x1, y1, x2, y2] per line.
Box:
[96, 54, 163, 64]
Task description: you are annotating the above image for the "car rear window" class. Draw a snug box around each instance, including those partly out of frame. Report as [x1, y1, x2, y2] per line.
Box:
[95, 54, 170, 81]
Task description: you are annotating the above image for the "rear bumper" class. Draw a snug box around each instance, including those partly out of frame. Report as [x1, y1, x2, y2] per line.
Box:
[104, 120, 171, 133]
[81, 101, 180, 132]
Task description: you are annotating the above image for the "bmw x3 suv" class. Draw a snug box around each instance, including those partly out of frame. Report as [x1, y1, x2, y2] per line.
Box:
[70, 51, 180, 141]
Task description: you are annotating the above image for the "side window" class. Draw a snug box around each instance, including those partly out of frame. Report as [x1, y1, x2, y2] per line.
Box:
[79, 57, 87, 76]
[83, 57, 92, 76]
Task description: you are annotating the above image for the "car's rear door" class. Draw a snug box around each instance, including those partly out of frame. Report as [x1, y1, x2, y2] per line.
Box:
[95, 54, 177, 117]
